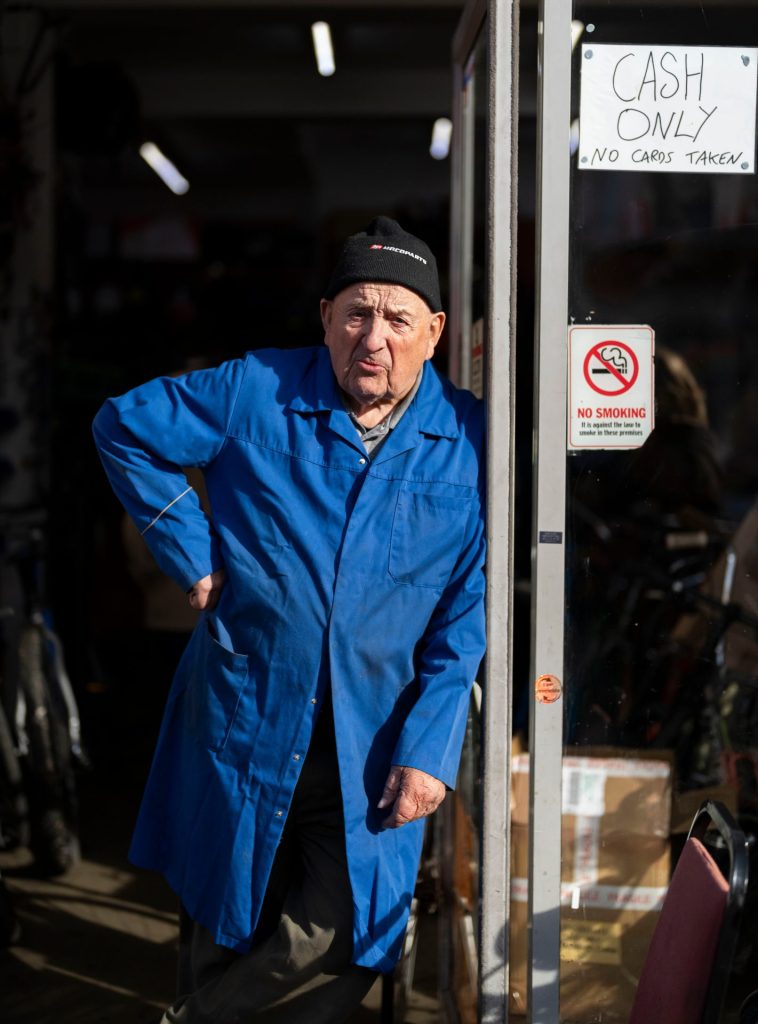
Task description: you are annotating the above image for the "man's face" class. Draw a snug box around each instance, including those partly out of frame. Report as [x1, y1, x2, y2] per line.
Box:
[320, 283, 445, 415]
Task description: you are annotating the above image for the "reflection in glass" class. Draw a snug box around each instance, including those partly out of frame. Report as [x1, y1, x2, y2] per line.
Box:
[558, 3, 758, 1020]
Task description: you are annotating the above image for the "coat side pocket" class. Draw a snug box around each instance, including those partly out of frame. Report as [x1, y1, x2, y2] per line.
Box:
[184, 618, 250, 753]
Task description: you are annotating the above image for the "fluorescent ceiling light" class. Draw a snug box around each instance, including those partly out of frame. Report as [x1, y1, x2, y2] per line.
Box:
[311, 21, 335, 77]
[430, 117, 452, 160]
[139, 142, 189, 195]
[571, 20, 585, 50]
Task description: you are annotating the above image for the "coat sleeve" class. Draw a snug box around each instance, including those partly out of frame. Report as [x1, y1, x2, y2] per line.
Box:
[390, 471, 487, 790]
[92, 359, 246, 592]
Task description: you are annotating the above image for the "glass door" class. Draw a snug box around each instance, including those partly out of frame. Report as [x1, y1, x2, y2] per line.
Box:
[529, 0, 758, 1020]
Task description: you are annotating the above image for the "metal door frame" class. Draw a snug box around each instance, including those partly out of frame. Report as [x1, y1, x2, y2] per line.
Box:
[450, 0, 519, 1020]
[527, 1, 572, 1020]
[450, 0, 575, 1020]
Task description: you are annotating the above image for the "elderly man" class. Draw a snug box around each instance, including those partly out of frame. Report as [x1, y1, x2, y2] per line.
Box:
[93, 217, 485, 1023]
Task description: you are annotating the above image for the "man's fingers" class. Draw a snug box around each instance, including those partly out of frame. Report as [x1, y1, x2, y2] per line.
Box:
[377, 767, 402, 809]
[187, 569, 227, 610]
[380, 765, 447, 828]
[188, 586, 218, 611]
[382, 790, 417, 829]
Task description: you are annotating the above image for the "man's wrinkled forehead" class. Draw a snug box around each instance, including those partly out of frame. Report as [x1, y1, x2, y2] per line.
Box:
[334, 281, 430, 316]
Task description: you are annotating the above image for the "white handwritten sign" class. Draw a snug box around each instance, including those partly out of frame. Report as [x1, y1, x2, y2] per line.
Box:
[578, 45, 758, 174]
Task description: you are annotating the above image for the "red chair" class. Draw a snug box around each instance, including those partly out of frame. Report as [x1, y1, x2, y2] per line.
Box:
[629, 800, 749, 1024]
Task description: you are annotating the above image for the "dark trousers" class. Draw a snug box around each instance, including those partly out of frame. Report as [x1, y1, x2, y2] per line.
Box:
[162, 721, 378, 1023]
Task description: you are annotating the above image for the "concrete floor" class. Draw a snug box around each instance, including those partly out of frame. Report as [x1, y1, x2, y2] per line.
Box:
[0, 771, 441, 1024]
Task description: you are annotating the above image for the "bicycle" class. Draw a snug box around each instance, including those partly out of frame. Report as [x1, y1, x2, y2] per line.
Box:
[0, 509, 86, 877]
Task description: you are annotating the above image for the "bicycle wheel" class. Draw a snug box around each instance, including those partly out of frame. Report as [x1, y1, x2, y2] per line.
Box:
[0, 873, 20, 946]
[0, 698, 30, 850]
[18, 625, 79, 875]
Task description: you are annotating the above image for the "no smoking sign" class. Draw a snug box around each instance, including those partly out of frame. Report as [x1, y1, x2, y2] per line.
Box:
[584, 341, 638, 396]
[569, 326, 654, 450]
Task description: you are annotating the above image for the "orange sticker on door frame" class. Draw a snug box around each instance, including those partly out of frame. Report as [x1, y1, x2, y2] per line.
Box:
[535, 674, 562, 704]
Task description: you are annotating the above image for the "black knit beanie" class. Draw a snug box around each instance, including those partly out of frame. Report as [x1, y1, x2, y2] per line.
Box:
[324, 216, 442, 312]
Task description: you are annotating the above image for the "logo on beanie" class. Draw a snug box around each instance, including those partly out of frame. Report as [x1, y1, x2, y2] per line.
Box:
[367, 243, 427, 265]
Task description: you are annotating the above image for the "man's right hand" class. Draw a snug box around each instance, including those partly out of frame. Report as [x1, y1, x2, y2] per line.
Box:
[188, 569, 227, 610]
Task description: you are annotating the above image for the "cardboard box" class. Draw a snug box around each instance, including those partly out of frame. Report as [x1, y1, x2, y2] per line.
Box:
[509, 752, 672, 1023]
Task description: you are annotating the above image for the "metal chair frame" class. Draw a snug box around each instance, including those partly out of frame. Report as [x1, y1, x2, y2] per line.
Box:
[686, 800, 750, 1023]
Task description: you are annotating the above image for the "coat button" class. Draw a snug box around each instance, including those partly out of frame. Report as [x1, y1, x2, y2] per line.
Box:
[358, 457, 366, 465]
[275, 810, 283, 818]
[311, 698, 317, 705]
[293, 754, 301, 761]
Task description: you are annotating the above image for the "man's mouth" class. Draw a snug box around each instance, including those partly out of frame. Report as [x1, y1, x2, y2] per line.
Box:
[354, 359, 386, 374]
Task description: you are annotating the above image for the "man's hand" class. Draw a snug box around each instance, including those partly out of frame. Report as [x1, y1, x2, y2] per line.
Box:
[188, 569, 227, 611]
[378, 765, 446, 829]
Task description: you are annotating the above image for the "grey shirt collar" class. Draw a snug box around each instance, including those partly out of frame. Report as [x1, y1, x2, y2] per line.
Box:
[344, 367, 424, 457]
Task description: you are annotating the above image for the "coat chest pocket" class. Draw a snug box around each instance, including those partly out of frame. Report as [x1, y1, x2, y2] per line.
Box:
[389, 491, 473, 588]
[184, 618, 251, 753]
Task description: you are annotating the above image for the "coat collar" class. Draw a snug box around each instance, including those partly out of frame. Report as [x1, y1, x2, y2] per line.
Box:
[287, 347, 460, 441]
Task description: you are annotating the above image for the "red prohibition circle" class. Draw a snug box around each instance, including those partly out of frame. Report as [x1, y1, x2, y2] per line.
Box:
[583, 340, 639, 396]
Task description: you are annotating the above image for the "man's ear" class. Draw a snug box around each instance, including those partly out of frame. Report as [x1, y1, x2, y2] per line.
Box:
[426, 311, 446, 359]
[320, 298, 333, 335]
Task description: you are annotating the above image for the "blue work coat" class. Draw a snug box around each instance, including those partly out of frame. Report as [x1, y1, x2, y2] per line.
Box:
[93, 346, 485, 972]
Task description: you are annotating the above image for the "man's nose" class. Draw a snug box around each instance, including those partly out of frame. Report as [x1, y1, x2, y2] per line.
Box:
[362, 316, 386, 351]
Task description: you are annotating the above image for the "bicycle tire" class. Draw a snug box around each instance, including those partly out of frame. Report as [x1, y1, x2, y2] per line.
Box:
[0, 698, 30, 850]
[18, 625, 80, 875]
[0, 874, 20, 946]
